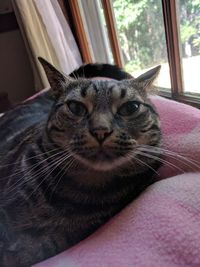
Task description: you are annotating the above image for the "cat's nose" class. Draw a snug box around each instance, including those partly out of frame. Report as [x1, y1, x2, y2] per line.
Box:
[90, 127, 113, 144]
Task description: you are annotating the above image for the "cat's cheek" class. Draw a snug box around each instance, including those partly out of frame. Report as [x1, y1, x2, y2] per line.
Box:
[136, 132, 158, 146]
[47, 127, 74, 148]
[127, 129, 141, 140]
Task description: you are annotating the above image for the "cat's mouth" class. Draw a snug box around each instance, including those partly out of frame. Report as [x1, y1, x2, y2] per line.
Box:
[73, 146, 131, 171]
[77, 147, 128, 160]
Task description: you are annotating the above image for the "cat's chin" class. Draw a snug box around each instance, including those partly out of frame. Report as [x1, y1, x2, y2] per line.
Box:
[74, 154, 130, 172]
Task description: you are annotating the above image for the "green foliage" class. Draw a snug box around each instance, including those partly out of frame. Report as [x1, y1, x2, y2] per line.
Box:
[180, 24, 196, 44]
[125, 60, 141, 73]
[179, 0, 200, 55]
[112, 0, 200, 72]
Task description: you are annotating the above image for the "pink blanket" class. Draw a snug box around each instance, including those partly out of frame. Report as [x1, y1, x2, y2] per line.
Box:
[34, 96, 200, 267]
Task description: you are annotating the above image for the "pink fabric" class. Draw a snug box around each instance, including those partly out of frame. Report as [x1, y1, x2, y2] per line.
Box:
[34, 96, 200, 267]
[151, 96, 200, 179]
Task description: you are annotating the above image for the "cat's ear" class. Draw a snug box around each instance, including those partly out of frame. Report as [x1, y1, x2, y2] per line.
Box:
[38, 57, 74, 97]
[132, 65, 161, 92]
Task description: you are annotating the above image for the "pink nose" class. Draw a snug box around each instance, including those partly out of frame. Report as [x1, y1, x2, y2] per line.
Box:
[90, 128, 113, 144]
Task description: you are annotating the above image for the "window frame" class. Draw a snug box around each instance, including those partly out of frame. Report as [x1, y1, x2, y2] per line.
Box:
[161, 0, 200, 107]
[68, 0, 93, 63]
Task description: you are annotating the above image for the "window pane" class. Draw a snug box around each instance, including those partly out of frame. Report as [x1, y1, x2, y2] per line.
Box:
[98, 0, 115, 63]
[112, 0, 171, 89]
[79, 0, 114, 64]
[178, 0, 200, 94]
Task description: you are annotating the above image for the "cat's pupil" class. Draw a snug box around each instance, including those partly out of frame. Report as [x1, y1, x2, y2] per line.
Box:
[118, 101, 140, 116]
[67, 101, 87, 116]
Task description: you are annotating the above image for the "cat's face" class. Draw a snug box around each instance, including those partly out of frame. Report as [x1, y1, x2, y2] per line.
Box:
[39, 58, 161, 172]
[47, 79, 161, 171]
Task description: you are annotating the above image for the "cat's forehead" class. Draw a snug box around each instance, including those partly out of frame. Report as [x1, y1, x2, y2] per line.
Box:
[66, 79, 141, 102]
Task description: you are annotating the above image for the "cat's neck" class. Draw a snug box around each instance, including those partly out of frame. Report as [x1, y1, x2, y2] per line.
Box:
[64, 164, 115, 187]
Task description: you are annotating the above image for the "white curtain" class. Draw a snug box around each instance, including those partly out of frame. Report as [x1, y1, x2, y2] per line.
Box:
[12, 0, 82, 90]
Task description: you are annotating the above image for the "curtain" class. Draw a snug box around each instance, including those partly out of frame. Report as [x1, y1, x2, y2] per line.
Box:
[12, 0, 82, 90]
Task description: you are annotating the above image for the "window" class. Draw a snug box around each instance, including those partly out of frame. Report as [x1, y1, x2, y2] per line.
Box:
[68, 0, 200, 107]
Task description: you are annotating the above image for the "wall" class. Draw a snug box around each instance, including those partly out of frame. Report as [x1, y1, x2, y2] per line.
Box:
[0, 0, 35, 104]
[0, 30, 35, 103]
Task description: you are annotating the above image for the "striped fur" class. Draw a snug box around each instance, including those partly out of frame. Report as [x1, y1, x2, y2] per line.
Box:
[0, 60, 161, 267]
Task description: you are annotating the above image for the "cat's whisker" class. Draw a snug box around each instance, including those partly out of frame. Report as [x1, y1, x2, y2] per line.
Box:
[41, 150, 76, 197]
[139, 148, 196, 170]
[126, 152, 159, 175]
[5, 147, 72, 194]
[29, 147, 75, 185]
[135, 150, 185, 173]
[6, 150, 73, 202]
[5, 156, 64, 200]
[0, 145, 67, 168]
[25, 152, 74, 201]
[139, 144, 193, 159]
[138, 145, 200, 170]
[3, 147, 69, 183]
[48, 157, 76, 201]
[152, 146, 200, 165]
[70, 71, 79, 80]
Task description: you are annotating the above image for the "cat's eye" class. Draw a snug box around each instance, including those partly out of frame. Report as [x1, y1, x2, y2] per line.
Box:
[118, 101, 140, 116]
[67, 101, 87, 116]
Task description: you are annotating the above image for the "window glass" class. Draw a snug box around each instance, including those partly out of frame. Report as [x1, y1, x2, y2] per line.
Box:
[112, 0, 171, 89]
[79, 0, 114, 63]
[178, 0, 200, 94]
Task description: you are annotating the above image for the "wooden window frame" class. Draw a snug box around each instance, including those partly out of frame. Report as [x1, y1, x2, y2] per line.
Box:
[161, 0, 183, 98]
[101, 0, 124, 68]
[66, 0, 200, 107]
[68, 0, 93, 63]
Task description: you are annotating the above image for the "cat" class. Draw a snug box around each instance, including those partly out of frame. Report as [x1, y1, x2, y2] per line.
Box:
[0, 58, 161, 267]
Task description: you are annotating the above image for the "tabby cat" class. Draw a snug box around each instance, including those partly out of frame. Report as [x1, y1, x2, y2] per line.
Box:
[0, 58, 161, 267]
